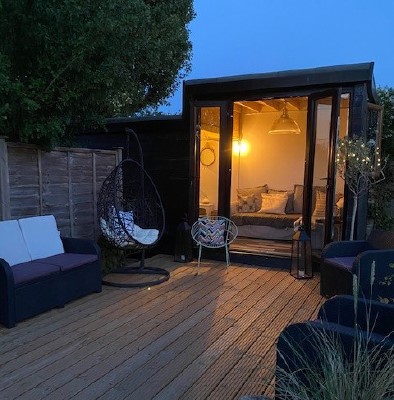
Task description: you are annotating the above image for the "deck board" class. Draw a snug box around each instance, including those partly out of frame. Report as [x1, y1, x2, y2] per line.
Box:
[0, 255, 323, 400]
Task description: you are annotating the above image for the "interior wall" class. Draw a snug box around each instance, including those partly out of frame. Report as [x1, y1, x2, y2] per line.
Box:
[231, 109, 307, 201]
[199, 134, 219, 209]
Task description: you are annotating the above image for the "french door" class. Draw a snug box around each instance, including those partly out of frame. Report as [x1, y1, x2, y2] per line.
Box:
[304, 90, 342, 248]
[189, 101, 233, 222]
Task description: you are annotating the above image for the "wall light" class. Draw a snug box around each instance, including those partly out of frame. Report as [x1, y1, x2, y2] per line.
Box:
[233, 139, 249, 156]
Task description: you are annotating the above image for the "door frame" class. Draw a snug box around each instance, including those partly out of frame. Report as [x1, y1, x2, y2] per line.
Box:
[304, 89, 341, 245]
[188, 100, 233, 222]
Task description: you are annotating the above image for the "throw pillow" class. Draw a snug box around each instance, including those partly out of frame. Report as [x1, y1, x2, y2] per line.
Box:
[237, 185, 268, 212]
[312, 190, 326, 219]
[293, 184, 304, 213]
[237, 194, 256, 213]
[269, 189, 294, 213]
[198, 219, 225, 246]
[258, 192, 288, 215]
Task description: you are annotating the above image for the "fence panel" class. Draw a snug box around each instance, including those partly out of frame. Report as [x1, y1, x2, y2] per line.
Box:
[0, 138, 121, 240]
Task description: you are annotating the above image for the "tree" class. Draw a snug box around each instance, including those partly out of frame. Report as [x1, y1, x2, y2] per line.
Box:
[369, 87, 394, 229]
[336, 136, 386, 240]
[0, 0, 194, 147]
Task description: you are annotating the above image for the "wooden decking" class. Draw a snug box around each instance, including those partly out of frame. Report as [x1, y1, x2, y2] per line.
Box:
[0, 255, 324, 400]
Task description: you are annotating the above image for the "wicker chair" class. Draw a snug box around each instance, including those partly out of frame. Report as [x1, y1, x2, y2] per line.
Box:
[97, 129, 168, 287]
[320, 229, 394, 300]
[191, 216, 238, 275]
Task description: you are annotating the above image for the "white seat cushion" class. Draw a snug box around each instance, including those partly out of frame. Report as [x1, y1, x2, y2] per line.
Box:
[18, 215, 64, 260]
[0, 220, 32, 266]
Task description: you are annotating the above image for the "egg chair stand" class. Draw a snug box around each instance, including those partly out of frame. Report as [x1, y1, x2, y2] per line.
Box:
[98, 128, 169, 288]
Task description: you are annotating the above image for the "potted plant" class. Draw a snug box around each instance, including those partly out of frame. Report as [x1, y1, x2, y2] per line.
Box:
[336, 136, 387, 240]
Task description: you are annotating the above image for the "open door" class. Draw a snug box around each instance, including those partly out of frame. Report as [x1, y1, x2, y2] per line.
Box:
[304, 90, 343, 250]
[189, 102, 233, 222]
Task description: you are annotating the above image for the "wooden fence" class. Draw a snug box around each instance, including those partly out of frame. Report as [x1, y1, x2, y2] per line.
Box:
[0, 137, 121, 240]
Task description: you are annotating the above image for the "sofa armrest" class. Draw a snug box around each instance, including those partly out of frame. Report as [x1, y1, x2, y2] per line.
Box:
[61, 237, 101, 257]
[0, 258, 17, 328]
[318, 295, 394, 336]
[276, 319, 393, 395]
[353, 249, 394, 300]
[321, 240, 369, 258]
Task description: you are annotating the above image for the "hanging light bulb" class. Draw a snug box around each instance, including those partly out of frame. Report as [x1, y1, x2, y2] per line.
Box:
[268, 102, 301, 135]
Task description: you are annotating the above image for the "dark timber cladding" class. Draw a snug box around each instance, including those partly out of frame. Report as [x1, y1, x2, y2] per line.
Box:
[76, 115, 190, 253]
[182, 62, 377, 103]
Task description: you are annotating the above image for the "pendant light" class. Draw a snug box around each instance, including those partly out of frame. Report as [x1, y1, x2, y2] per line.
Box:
[268, 102, 301, 135]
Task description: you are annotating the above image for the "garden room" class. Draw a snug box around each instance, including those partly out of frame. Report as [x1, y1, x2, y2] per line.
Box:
[196, 95, 349, 258]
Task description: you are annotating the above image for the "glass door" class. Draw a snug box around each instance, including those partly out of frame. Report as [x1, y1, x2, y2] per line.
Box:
[190, 102, 233, 222]
[304, 90, 342, 250]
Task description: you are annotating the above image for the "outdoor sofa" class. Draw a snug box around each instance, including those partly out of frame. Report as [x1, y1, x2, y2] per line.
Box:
[0, 215, 102, 328]
[320, 229, 394, 300]
[275, 295, 394, 399]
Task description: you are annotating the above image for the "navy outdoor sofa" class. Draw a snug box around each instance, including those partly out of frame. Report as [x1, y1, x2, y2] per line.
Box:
[320, 229, 394, 300]
[0, 215, 102, 328]
[275, 295, 394, 399]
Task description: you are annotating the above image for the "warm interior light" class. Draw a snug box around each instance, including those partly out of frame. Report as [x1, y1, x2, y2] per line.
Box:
[268, 103, 301, 135]
[233, 139, 249, 155]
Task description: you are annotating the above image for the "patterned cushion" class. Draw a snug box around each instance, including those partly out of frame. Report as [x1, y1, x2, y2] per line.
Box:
[293, 184, 304, 213]
[313, 190, 326, 219]
[197, 219, 225, 246]
[237, 185, 268, 212]
[237, 195, 256, 213]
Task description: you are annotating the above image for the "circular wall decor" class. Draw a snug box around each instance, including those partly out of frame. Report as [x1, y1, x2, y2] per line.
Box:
[200, 147, 215, 166]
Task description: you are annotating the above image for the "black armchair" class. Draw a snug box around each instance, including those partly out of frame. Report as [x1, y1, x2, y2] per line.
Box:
[275, 296, 394, 399]
[320, 229, 394, 300]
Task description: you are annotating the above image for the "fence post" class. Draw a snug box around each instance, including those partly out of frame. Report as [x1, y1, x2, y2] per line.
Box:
[0, 137, 11, 220]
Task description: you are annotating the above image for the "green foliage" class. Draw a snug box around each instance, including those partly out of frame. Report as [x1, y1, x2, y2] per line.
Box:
[97, 235, 127, 275]
[277, 327, 394, 400]
[377, 86, 394, 158]
[0, 0, 194, 147]
[336, 136, 386, 239]
[276, 270, 394, 399]
[368, 87, 394, 230]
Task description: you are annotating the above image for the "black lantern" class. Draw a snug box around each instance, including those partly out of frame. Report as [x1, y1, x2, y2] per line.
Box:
[290, 226, 313, 279]
[174, 216, 193, 263]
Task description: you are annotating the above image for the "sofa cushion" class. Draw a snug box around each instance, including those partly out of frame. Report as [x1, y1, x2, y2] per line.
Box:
[18, 215, 64, 260]
[37, 253, 98, 272]
[258, 192, 288, 215]
[293, 184, 303, 213]
[237, 185, 268, 212]
[0, 220, 32, 266]
[269, 189, 294, 213]
[324, 257, 355, 272]
[11, 261, 60, 285]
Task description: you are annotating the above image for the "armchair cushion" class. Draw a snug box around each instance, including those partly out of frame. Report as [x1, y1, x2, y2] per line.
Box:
[324, 256, 355, 271]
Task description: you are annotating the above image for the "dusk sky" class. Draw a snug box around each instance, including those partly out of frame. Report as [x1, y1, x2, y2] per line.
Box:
[160, 0, 394, 114]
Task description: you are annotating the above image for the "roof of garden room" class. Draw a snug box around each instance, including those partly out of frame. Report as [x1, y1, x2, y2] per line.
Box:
[183, 62, 377, 103]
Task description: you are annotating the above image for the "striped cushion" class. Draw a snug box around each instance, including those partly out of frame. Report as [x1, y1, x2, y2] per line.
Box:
[197, 219, 225, 246]
[313, 190, 326, 219]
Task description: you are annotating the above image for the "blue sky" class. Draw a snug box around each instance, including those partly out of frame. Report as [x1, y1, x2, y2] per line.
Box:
[160, 0, 394, 114]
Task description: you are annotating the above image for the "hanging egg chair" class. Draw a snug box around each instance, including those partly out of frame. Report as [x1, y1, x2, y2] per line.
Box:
[97, 128, 169, 287]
